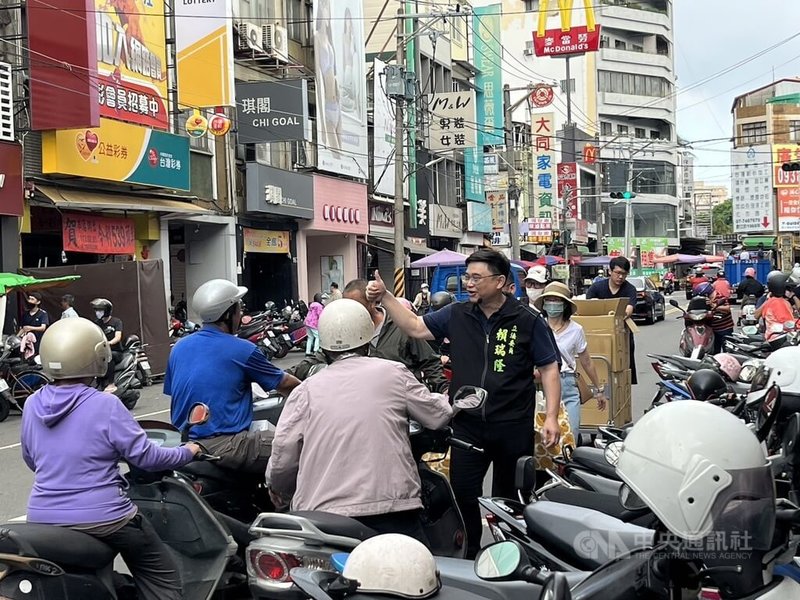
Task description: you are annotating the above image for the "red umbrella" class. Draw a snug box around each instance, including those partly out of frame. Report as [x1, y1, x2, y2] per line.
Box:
[536, 255, 565, 266]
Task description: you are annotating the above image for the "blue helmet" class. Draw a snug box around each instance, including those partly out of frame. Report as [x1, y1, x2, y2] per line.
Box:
[693, 282, 715, 297]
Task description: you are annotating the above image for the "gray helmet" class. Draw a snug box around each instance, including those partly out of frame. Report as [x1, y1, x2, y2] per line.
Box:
[767, 270, 788, 297]
[430, 291, 453, 311]
[192, 279, 247, 323]
[318, 299, 373, 351]
[40, 317, 111, 380]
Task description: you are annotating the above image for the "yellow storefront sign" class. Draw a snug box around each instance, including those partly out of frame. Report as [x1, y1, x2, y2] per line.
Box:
[243, 228, 290, 254]
[773, 144, 800, 188]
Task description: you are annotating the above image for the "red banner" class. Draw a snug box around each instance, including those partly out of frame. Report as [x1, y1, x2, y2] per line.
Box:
[0, 142, 23, 217]
[533, 25, 601, 57]
[62, 212, 135, 254]
[557, 162, 578, 220]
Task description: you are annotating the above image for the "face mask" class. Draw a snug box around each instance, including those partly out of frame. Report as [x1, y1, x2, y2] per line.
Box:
[526, 288, 544, 301]
[95, 310, 105, 320]
[25, 302, 35, 310]
[543, 301, 565, 317]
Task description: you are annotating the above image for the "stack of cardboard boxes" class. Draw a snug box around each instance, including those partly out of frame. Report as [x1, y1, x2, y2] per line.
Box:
[572, 298, 635, 427]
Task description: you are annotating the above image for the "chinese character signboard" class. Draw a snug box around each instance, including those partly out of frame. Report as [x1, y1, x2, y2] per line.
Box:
[464, 144, 485, 202]
[533, 0, 601, 58]
[557, 162, 578, 219]
[42, 118, 191, 190]
[486, 190, 508, 232]
[428, 91, 476, 152]
[731, 145, 773, 232]
[235, 80, 309, 144]
[243, 228, 290, 254]
[175, 0, 235, 107]
[430, 204, 463, 238]
[62, 212, 135, 255]
[778, 188, 800, 232]
[607, 237, 668, 267]
[773, 144, 800, 187]
[532, 113, 556, 221]
[473, 5, 504, 145]
[467, 200, 492, 233]
[96, 0, 168, 130]
[527, 218, 553, 243]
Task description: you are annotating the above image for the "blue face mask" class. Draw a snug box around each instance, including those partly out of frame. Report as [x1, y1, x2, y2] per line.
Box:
[543, 300, 565, 317]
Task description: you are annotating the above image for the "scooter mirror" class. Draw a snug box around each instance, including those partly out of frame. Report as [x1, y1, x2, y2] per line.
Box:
[785, 321, 797, 331]
[453, 386, 488, 412]
[669, 298, 680, 308]
[539, 573, 572, 600]
[241, 315, 253, 325]
[755, 384, 781, 443]
[474, 540, 528, 581]
[619, 483, 648, 511]
[604, 441, 624, 467]
[188, 403, 210, 427]
[782, 413, 800, 460]
[741, 325, 759, 336]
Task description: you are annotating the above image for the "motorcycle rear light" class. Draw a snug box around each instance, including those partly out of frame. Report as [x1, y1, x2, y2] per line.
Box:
[191, 482, 203, 494]
[699, 589, 722, 600]
[249, 550, 301, 583]
[651, 362, 666, 379]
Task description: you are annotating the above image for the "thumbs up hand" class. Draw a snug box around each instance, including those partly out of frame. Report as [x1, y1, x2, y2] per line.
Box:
[367, 270, 388, 302]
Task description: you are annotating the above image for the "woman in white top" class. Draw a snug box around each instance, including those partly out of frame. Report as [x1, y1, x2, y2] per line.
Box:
[534, 282, 608, 435]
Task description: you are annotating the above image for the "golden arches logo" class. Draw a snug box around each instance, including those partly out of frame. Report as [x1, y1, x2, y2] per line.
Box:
[536, 0, 597, 37]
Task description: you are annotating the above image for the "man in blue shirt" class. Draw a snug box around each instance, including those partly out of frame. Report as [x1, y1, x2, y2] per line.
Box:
[165, 279, 300, 472]
[586, 256, 639, 384]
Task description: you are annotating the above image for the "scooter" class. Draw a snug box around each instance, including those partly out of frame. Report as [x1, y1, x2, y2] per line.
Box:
[102, 344, 142, 410]
[670, 298, 716, 358]
[123, 335, 152, 387]
[739, 294, 759, 327]
[244, 388, 489, 599]
[0, 406, 245, 600]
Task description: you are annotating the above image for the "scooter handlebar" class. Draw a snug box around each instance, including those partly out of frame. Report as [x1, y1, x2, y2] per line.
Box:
[448, 437, 484, 454]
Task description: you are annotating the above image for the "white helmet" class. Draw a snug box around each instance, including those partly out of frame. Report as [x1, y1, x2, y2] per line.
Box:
[616, 401, 773, 543]
[192, 279, 247, 323]
[765, 345, 800, 395]
[342, 534, 441, 598]
[318, 298, 373, 352]
[40, 317, 111, 380]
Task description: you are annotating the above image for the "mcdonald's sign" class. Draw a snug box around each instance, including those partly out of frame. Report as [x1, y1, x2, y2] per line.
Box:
[533, 0, 602, 58]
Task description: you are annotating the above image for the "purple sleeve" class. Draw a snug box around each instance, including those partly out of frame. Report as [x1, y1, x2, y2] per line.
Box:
[107, 399, 194, 471]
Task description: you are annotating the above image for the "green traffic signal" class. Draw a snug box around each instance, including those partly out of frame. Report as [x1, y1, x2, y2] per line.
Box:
[610, 191, 637, 199]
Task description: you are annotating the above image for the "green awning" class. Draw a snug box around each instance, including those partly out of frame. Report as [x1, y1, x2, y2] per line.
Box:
[742, 236, 776, 249]
[0, 273, 81, 296]
[766, 93, 800, 105]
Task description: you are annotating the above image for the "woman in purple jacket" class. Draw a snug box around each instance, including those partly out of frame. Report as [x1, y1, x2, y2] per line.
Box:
[21, 317, 201, 600]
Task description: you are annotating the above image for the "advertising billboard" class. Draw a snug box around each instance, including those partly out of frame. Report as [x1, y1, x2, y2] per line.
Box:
[175, 0, 235, 108]
[428, 91, 477, 152]
[473, 5, 504, 145]
[96, 0, 168, 130]
[731, 144, 773, 232]
[372, 59, 400, 198]
[313, 0, 368, 178]
[42, 118, 191, 190]
[235, 80, 309, 144]
[533, 0, 601, 58]
[532, 113, 557, 221]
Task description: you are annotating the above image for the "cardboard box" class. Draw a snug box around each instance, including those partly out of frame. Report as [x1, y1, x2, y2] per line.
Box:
[579, 368, 633, 427]
[584, 332, 629, 372]
[573, 298, 635, 372]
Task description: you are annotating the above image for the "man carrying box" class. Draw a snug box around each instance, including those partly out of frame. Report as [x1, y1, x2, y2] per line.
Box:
[585, 256, 638, 384]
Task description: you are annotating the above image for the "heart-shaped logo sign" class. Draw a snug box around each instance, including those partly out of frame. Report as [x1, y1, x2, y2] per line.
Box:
[75, 130, 99, 161]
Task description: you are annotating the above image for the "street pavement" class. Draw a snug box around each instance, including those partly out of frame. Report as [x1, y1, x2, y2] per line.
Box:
[0, 306, 689, 523]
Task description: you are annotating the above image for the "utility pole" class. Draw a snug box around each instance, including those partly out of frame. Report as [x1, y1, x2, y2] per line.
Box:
[623, 150, 635, 260]
[393, 8, 406, 297]
[503, 84, 521, 261]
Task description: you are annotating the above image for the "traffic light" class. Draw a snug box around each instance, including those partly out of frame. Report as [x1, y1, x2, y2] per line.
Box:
[783, 162, 800, 172]
[610, 191, 636, 199]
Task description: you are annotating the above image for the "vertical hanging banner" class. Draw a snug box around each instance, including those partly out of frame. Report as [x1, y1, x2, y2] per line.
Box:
[464, 131, 485, 202]
[557, 162, 578, 219]
[372, 58, 401, 197]
[313, 0, 368, 178]
[175, 0, 235, 108]
[473, 5, 504, 145]
[532, 113, 557, 221]
[95, 0, 168, 130]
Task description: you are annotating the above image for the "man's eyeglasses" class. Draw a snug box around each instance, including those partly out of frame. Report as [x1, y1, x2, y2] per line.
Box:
[610, 270, 629, 277]
[461, 273, 502, 285]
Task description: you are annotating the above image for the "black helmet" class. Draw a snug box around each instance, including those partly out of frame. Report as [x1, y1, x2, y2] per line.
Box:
[767, 270, 788, 296]
[90, 298, 113, 317]
[687, 369, 728, 402]
[430, 291, 453, 311]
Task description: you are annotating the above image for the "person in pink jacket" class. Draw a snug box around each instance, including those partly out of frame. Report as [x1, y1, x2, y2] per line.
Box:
[304, 293, 324, 356]
[267, 299, 452, 545]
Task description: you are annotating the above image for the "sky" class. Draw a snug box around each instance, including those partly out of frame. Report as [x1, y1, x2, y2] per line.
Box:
[673, 1, 800, 192]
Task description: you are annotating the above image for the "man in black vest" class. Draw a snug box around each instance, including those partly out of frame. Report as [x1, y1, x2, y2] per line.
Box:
[367, 248, 562, 558]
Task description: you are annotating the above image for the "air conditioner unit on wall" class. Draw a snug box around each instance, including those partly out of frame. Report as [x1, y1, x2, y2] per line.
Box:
[237, 22, 264, 53]
[263, 24, 289, 62]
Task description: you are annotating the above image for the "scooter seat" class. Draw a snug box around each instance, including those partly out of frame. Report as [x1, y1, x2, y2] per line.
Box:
[523, 501, 655, 571]
[181, 460, 263, 485]
[291, 511, 377, 541]
[570, 446, 620, 481]
[0, 522, 116, 570]
[543, 487, 653, 525]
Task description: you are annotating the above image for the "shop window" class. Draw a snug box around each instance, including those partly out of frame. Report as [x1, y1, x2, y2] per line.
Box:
[190, 151, 214, 200]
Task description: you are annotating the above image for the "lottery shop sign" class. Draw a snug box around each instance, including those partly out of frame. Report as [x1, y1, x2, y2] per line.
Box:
[42, 118, 191, 190]
[62, 212, 135, 255]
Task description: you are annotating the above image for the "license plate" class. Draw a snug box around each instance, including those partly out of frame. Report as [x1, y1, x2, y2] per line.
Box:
[0, 379, 8, 392]
[267, 331, 276, 338]
[140, 361, 151, 371]
[283, 334, 292, 342]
